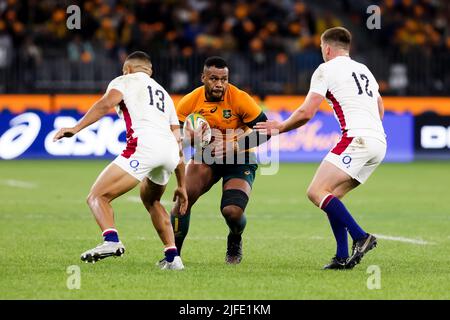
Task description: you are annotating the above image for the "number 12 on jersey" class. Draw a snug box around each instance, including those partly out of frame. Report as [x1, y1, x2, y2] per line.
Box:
[351, 72, 373, 97]
[147, 85, 165, 112]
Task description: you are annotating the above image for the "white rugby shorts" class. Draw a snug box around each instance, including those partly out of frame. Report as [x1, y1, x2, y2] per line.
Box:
[324, 134, 387, 184]
[113, 136, 179, 185]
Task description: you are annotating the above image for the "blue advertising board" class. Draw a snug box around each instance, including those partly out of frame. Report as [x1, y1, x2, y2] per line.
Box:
[256, 111, 414, 162]
[0, 109, 414, 162]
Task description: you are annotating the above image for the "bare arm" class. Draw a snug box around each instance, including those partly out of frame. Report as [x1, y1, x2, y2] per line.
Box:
[279, 92, 324, 133]
[171, 124, 188, 215]
[377, 95, 384, 120]
[53, 89, 123, 141]
[253, 92, 324, 134]
[171, 124, 186, 188]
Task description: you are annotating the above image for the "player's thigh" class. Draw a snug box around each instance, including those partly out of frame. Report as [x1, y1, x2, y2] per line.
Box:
[309, 136, 386, 201]
[323, 136, 386, 185]
[179, 160, 219, 210]
[140, 177, 166, 205]
[223, 178, 251, 195]
[188, 161, 217, 194]
[89, 162, 140, 201]
[307, 160, 354, 202]
[146, 148, 179, 188]
[354, 138, 387, 184]
[222, 163, 257, 196]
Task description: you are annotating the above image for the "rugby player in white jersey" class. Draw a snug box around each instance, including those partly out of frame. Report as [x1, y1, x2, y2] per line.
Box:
[53, 51, 188, 270]
[255, 27, 386, 270]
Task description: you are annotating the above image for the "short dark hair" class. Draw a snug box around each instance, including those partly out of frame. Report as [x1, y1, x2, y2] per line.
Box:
[204, 56, 228, 69]
[321, 27, 352, 50]
[126, 51, 151, 63]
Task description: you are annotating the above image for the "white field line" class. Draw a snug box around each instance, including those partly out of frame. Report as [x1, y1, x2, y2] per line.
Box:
[373, 234, 435, 245]
[126, 196, 142, 203]
[132, 234, 435, 245]
[1, 179, 37, 189]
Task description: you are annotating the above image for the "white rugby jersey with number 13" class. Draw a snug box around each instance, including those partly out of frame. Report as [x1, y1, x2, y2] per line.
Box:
[106, 71, 179, 157]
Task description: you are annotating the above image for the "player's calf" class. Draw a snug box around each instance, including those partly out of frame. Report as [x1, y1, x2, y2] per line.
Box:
[221, 189, 248, 264]
[221, 189, 248, 235]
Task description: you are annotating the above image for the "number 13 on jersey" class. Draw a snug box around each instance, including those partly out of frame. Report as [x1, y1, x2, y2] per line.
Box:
[148, 85, 165, 112]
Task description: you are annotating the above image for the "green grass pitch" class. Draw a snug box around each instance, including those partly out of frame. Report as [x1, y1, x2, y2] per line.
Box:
[0, 160, 449, 299]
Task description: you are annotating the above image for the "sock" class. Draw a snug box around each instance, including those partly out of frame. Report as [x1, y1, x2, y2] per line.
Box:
[102, 228, 119, 242]
[224, 214, 247, 236]
[164, 246, 178, 263]
[326, 213, 349, 258]
[321, 194, 367, 241]
[171, 211, 191, 255]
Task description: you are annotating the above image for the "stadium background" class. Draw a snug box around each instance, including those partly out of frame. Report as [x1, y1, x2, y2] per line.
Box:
[1, 0, 450, 300]
[1, 0, 449, 161]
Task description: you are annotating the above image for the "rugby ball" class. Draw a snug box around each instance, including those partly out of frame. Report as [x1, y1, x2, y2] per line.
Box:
[183, 113, 212, 148]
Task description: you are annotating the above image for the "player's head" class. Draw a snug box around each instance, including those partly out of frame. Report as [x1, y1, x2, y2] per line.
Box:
[320, 27, 351, 62]
[202, 56, 229, 102]
[123, 51, 153, 76]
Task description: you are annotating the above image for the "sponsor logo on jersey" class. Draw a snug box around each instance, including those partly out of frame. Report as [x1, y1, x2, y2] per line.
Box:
[223, 109, 232, 119]
[342, 155, 352, 165]
[130, 159, 139, 171]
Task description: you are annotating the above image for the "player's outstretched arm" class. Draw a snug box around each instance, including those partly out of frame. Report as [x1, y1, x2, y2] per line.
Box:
[235, 111, 272, 151]
[171, 124, 188, 215]
[52, 89, 123, 141]
[254, 92, 323, 135]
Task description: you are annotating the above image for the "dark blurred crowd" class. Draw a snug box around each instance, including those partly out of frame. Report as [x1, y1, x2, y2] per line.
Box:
[0, 0, 449, 95]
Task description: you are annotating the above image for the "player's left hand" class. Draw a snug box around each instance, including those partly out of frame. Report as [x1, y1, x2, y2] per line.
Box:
[53, 127, 78, 142]
[253, 120, 283, 136]
[173, 186, 188, 215]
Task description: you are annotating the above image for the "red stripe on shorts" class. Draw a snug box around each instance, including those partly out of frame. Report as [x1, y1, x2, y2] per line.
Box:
[331, 132, 354, 155]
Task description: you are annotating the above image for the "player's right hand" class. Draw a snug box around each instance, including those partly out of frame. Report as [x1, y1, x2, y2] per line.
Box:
[173, 186, 188, 215]
[253, 120, 283, 136]
[184, 122, 208, 147]
[52, 127, 78, 142]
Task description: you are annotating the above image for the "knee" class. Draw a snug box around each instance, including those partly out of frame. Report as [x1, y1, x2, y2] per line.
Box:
[140, 189, 161, 211]
[221, 189, 249, 219]
[221, 205, 243, 220]
[306, 186, 321, 207]
[86, 191, 107, 208]
[145, 199, 160, 214]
